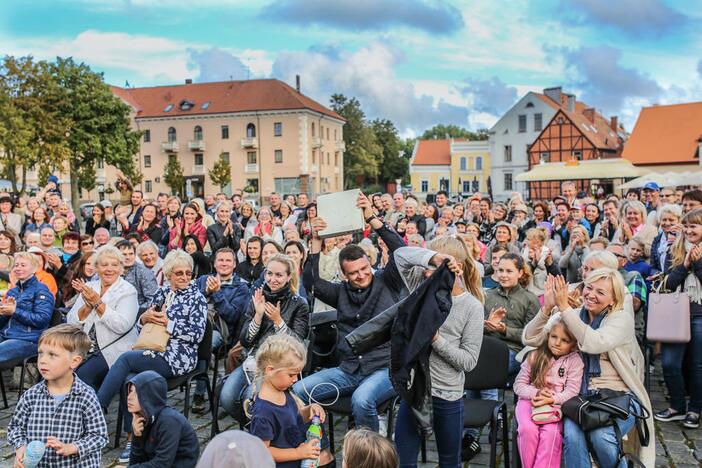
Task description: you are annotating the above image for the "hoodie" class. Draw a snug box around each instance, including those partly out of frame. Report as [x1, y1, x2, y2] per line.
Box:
[127, 371, 200, 468]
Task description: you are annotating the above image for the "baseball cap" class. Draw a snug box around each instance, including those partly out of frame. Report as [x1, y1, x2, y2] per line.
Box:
[643, 182, 660, 191]
[100, 200, 113, 208]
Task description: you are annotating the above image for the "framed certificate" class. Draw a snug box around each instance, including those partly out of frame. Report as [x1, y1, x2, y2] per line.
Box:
[317, 189, 365, 238]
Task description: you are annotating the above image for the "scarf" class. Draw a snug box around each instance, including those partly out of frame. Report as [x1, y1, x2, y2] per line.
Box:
[262, 283, 291, 304]
[579, 306, 608, 394]
[684, 239, 702, 304]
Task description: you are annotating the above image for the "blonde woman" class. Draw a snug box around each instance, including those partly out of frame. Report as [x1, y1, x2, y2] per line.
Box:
[393, 237, 484, 467]
[524, 271, 654, 467]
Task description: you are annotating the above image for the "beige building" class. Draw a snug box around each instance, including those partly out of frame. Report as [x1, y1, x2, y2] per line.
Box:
[23, 78, 346, 202]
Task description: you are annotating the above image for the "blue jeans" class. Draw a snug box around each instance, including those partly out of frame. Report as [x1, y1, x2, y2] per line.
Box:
[396, 397, 463, 468]
[293, 367, 396, 431]
[563, 399, 639, 468]
[77, 352, 109, 391]
[220, 366, 254, 418]
[0, 338, 37, 362]
[194, 330, 222, 397]
[97, 350, 174, 435]
[661, 316, 702, 413]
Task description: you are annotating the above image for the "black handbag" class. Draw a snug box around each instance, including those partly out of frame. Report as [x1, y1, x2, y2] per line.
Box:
[308, 310, 338, 357]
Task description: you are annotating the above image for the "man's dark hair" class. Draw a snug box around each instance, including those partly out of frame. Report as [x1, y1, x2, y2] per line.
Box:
[124, 233, 141, 244]
[116, 240, 135, 252]
[603, 199, 618, 209]
[133, 190, 144, 197]
[157, 192, 168, 198]
[683, 189, 702, 204]
[339, 245, 369, 272]
[436, 190, 448, 198]
[214, 247, 237, 263]
[62, 231, 81, 244]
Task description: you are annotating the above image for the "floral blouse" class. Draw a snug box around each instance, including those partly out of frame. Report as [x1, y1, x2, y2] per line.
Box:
[141, 283, 207, 376]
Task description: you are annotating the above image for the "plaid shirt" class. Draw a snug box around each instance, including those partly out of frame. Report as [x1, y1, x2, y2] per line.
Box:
[7, 376, 107, 468]
[624, 270, 648, 305]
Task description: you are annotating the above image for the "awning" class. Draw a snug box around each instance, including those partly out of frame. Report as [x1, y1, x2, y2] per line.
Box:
[616, 170, 702, 189]
[515, 159, 645, 182]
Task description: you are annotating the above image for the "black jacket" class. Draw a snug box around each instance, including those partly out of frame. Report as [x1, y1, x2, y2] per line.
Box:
[236, 260, 264, 284]
[127, 371, 199, 468]
[206, 221, 242, 254]
[390, 262, 453, 410]
[238, 290, 309, 350]
[303, 224, 406, 377]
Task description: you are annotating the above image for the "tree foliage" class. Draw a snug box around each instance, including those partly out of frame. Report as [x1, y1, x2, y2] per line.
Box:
[420, 124, 488, 141]
[209, 152, 232, 190]
[164, 156, 184, 197]
[370, 118, 409, 184]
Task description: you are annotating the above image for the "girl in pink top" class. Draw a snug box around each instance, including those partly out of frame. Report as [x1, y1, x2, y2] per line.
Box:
[513, 313, 584, 468]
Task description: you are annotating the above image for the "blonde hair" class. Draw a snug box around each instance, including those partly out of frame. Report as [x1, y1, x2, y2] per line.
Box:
[163, 249, 194, 277]
[530, 313, 575, 389]
[39, 324, 91, 359]
[13, 251, 39, 271]
[92, 244, 125, 274]
[457, 233, 481, 261]
[428, 236, 484, 303]
[671, 208, 702, 268]
[571, 225, 591, 244]
[358, 239, 378, 266]
[267, 253, 299, 295]
[628, 234, 649, 258]
[526, 228, 546, 245]
[584, 268, 625, 313]
[583, 250, 618, 270]
[342, 428, 398, 468]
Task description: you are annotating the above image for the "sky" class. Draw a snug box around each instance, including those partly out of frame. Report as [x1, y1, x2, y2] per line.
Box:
[1, 0, 700, 137]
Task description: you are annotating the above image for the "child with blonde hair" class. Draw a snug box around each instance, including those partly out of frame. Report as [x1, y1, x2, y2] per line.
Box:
[513, 304, 583, 468]
[248, 334, 327, 468]
[342, 428, 397, 468]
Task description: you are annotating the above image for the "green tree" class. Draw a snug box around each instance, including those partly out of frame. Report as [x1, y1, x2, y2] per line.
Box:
[330, 94, 381, 188]
[49, 57, 142, 215]
[420, 124, 488, 141]
[209, 152, 231, 190]
[370, 118, 409, 185]
[164, 155, 184, 197]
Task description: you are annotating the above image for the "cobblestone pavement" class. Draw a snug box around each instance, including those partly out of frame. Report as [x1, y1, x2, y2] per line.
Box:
[0, 363, 700, 467]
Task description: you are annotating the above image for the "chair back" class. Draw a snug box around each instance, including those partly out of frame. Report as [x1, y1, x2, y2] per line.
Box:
[49, 308, 64, 327]
[198, 318, 213, 366]
[464, 336, 510, 391]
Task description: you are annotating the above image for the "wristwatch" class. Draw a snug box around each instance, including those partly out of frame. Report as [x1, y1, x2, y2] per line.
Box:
[365, 214, 378, 224]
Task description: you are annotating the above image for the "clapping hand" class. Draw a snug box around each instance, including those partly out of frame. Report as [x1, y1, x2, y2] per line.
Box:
[685, 244, 702, 268]
[553, 275, 569, 310]
[206, 276, 221, 295]
[484, 307, 506, 333]
[252, 287, 266, 318]
[265, 301, 283, 327]
[568, 288, 582, 309]
[72, 279, 100, 307]
[0, 297, 16, 316]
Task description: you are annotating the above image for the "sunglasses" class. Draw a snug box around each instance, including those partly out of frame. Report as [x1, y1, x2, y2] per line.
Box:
[172, 270, 193, 277]
[81, 241, 94, 246]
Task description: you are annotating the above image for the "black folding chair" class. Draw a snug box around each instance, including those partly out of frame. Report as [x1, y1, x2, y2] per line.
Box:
[114, 319, 214, 448]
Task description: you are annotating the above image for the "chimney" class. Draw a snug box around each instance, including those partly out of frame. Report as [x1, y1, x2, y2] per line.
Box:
[185, 78, 192, 85]
[295, 75, 301, 93]
[610, 116, 618, 132]
[543, 87, 562, 104]
[566, 94, 575, 112]
[583, 108, 596, 123]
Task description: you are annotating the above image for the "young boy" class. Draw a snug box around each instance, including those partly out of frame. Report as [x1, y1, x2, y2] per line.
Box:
[8, 324, 107, 467]
[625, 236, 655, 278]
[117, 370, 199, 468]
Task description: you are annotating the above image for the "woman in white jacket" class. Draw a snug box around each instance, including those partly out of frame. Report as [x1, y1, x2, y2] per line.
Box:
[68, 244, 139, 391]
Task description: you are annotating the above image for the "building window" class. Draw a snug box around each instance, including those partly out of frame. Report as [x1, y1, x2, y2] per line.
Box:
[572, 150, 582, 160]
[246, 123, 256, 138]
[221, 152, 230, 163]
[504, 173, 513, 191]
[326, 127, 329, 140]
[194, 153, 204, 166]
[275, 149, 283, 163]
[463, 181, 470, 192]
[247, 152, 257, 164]
[311, 122, 315, 137]
[97, 158, 104, 169]
[221, 125, 229, 139]
[334, 153, 339, 165]
[518, 115, 526, 133]
[246, 178, 259, 192]
[167, 127, 176, 143]
[193, 125, 203, 141]
[326, 153, 330, 165]
[274, 122, 282, 137]
[144, 155, 151, 168]
[145, 180, 152, 193]
[275, 177, 300, 194]
[421, 180, 428, 192]
[334, 129, 337, 140]
[476, 157, 482, 171]
[312, 150, 316, 164]
[504, 145, 512, 162]
[540, 152, 550, 162]
[534, 113, 543, 132]
[143, 129, 150, 142]
[472, 180, 480, 192]
[460, 157, 467, 171]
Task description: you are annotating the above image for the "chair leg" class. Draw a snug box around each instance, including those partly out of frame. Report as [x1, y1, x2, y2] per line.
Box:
[210, 390, 220, 439]
[114, 392, 124, 449]
[420, 434, 427, 463]
[385, 402, 395, 441]
[489, 414, 498, 468]
[183, 378, 192, 419]
[501, 404, 510, 468]
[328, 412, 335, 455]
[0, 371, 8, 409]
[18, 361, 28, 399]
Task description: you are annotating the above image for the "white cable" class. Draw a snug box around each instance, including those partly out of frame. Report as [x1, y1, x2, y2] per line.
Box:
[298, 373, 341, 407]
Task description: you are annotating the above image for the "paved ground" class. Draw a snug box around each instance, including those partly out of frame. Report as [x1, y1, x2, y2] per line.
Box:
[0, 363, 700, 467]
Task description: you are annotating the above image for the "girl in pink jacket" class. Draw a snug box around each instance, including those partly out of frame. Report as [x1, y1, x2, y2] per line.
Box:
[513, 312, 584, 468]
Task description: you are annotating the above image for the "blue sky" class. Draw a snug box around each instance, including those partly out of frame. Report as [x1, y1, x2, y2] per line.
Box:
[1, 0, 700, 136]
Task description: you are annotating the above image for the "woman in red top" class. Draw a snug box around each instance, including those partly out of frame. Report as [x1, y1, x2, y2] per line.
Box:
[168, 202, 206, 250]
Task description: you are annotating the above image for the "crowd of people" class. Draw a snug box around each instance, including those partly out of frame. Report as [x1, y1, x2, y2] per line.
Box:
[2, 175, 700, 467]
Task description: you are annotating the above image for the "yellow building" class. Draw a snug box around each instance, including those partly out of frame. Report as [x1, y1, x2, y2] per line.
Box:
[410, 139, 490, 197]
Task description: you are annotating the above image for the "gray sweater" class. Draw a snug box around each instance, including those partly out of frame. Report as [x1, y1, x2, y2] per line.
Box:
[394, 247, 484, 401]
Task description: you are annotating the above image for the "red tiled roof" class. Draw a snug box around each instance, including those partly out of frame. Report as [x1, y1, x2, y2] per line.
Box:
[535, 93, 622, 150]
[412, 139, 451, 165]
[622, 102, 702, 165]
[110, 79, 344, 121]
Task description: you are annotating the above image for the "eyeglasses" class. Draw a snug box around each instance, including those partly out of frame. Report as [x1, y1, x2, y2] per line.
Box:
[81, 241, 94, 246]
[172, 270, 193, 277]
[612, 253, 627, 259]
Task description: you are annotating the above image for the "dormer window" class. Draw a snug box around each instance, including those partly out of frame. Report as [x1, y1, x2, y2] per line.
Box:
[163, 104, 174, 112]
[179, 100, 195, 111]
[526, 102, 534, 108]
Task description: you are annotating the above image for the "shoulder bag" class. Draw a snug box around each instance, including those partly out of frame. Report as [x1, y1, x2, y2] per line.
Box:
[647, 278, 690, 343]
[133, 291, 174, 353]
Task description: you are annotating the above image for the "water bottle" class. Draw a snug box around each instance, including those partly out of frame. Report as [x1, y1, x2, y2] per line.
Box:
[23, 440, 45, 468]
[300, 415, 322, 468]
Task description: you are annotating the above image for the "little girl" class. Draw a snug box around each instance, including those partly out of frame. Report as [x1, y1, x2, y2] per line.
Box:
[248, 334, 327, 468]
[513, 313, 584, 468]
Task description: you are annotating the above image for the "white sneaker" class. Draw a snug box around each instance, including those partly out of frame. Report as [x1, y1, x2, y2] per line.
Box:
[378, 414, 388, 437]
